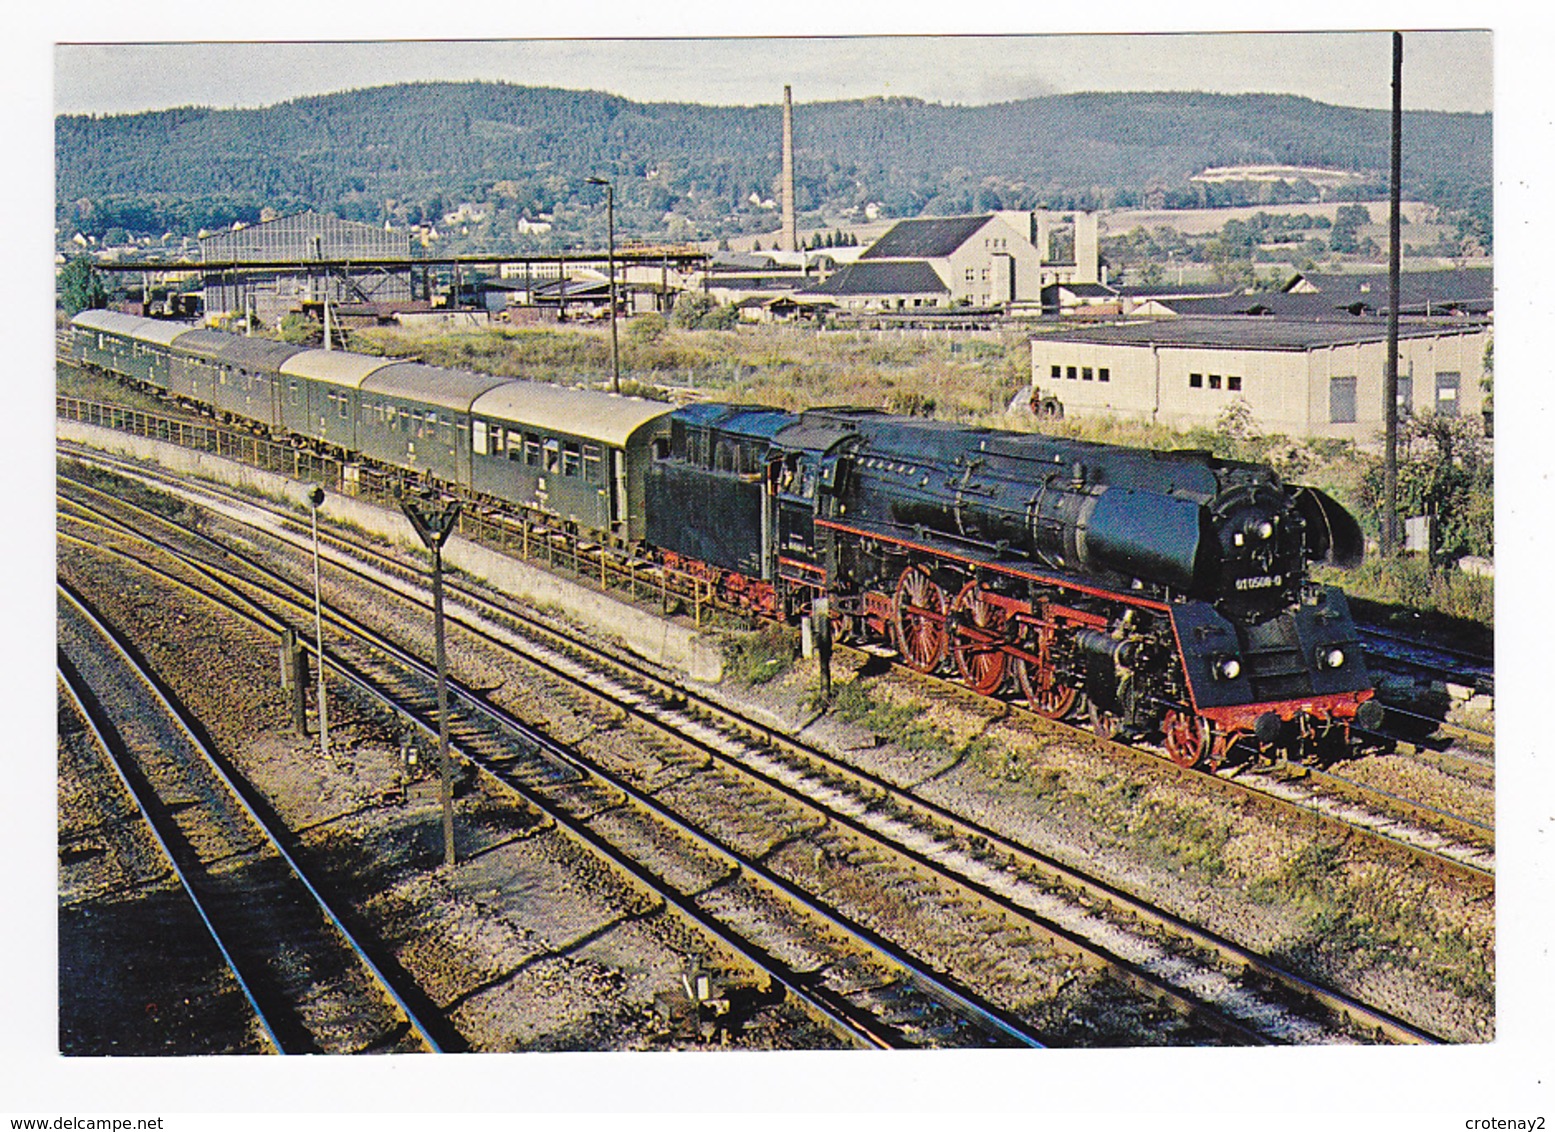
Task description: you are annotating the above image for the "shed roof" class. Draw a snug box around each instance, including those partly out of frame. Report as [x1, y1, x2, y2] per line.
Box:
[472, 382, 673, 448]
[363, 363, 507, 412]
[280, 349, 402, 389]
[859, 215, 993, 260]
[803, 260, 948, 297]
[1032, 317, 1489, 352]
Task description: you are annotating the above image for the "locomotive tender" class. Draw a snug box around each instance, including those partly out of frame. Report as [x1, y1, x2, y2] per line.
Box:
[69, 310, 1382, 768]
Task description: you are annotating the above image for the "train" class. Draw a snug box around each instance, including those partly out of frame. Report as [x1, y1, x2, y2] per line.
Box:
[67, 308, 1383, 769]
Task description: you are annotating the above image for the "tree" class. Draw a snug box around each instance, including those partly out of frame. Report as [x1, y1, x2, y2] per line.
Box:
[59, 255, 106, 315]
[1329, 204, 1371, 255]
[1359, 414, 1492, 561]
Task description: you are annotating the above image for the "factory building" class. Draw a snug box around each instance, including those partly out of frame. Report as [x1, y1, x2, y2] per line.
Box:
[1029, 318, 1490, 443]
[801, 210, 1100, 311]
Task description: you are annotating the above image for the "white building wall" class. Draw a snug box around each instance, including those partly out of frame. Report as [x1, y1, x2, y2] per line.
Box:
[1031, 327, 1489, 442]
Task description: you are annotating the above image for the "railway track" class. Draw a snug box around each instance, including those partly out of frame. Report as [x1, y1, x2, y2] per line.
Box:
[56, 581, 447, 1055]
[57, 456, 1461, 1044]
[60, 493, 1054, 1050]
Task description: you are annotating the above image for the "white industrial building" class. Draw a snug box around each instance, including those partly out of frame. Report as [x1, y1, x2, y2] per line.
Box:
[1029, 318, 1490, 443]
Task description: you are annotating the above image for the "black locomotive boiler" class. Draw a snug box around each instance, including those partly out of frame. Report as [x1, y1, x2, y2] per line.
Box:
[647, 405, 1383, 768]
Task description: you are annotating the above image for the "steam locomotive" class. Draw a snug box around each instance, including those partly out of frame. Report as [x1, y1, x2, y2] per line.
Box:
[647, 404, 1383, 768]
[69, 310, 1381, 768]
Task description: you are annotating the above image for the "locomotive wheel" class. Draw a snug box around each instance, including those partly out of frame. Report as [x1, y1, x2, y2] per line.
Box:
[1013, 624, 1078, 719]
[1207, 728, 1243, 772]
[1161, 709, 1209, 769]
[1088, 701, 1121, 742]
[950, 582, 1010, 695]
[893, 564, 949, 673]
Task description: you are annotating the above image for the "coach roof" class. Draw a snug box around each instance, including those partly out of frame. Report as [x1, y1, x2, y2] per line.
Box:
[472, 382, 673, 448]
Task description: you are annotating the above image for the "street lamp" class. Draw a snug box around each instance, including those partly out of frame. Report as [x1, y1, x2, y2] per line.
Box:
[586, 176, 620, 394]
[401, 490, 463, 869]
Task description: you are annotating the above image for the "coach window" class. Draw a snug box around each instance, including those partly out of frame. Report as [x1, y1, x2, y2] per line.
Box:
[339, 396, 349, 420]
[544, 438, 561, 474]
[583, 443, 603, 483]
[1330, 376, 1358, 424]
[525, 432, 542, 466]
[562, 441, 581, 477]
[1435, 371, 1460, 417]
[1189, 373, 1203, 388]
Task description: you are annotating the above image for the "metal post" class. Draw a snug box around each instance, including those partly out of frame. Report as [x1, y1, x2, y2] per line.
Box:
[401, 494, 463, 869]
[587, 177, 621, 394]
[431, 539, 454, 868]
[1382, 31, 1404, 556]
[308, 486, 330, 756]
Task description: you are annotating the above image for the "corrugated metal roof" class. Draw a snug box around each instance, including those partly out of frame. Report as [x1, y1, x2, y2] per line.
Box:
[364, 363, 507, 412]
[1033, 317, 1489, 351]
[859, 215, 993, 260]
[279, 349, 401, 389]
[804, 261, 948, 296]
[472, 382, 673, 448]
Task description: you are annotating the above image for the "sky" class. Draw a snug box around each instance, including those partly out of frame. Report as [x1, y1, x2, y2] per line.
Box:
[52, 29, 1493, 118]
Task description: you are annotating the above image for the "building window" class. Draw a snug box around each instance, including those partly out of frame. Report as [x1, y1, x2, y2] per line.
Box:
[1227, 375, 1242, 392]
[1330, 376, 1358, 424]
[1067, 366, 1078, 380]
[1397, 376, 1412, 414]
[1189, 373, 1203, 388]
[1098, 368, 1110, 383]
[1051, 365, 1062, 380]
[1082, 367, 1093, 381]
[1208, 374, 1222, 390]
[1435, 371, 1460, 417]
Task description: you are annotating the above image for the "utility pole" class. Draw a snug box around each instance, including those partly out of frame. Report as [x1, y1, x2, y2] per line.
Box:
[586, 177, 620, 393]
[1382, 31, 1404, 555]
[401, 492, 463, 869]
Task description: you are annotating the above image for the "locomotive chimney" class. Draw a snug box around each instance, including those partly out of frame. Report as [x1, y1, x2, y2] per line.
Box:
[780, 85, 797, 253]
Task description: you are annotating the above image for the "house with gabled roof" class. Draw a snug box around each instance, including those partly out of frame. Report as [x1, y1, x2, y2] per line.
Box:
[798, 210, 1100, 311]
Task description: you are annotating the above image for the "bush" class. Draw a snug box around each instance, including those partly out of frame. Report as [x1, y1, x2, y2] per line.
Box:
[626, 311, 668, 344]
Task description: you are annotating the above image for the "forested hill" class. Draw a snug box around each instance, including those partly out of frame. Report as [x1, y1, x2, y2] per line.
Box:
[55, 83, 1492, 248]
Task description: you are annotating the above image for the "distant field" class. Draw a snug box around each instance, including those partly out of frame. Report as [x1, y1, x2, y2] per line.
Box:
[1101, 200, 1436, 236]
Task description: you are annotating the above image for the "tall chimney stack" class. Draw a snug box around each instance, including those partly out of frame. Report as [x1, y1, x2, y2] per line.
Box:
[780, 85, 797, 252]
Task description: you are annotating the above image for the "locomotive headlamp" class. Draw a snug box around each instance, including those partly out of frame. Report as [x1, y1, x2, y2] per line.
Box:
[1213, 656, 1243, 681]
[1319, 647, 1346, 669]
[1255, 520, 1275, 541]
